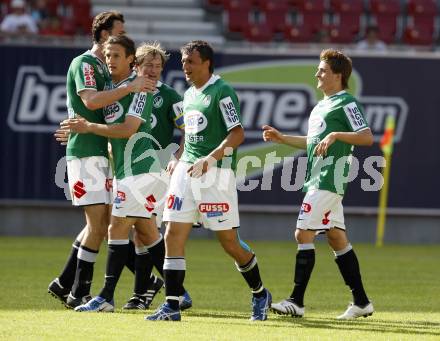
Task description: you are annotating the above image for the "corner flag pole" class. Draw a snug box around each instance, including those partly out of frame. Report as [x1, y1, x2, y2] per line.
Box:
[376, 115, 396, 247]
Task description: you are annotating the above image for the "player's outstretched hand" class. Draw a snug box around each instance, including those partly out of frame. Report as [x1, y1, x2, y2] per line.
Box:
[187, 156, 216, 178]
[54, 128, 69, 145]
[60, 115, 90, 134]
[128, 75, 156, 93]
[262, 125, 284, 143]
[166, 159, 179, 175]
[314, 132, 336, 157]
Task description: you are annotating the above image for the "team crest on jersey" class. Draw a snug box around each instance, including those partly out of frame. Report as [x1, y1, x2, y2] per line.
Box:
[184, 110, 208, 134]
[104, 102, 124, 123]
[150, 113, 157, 129]
[95, 64, 104, 76]
[153, 95, 163, 108]
[307, 114, 327, 137]
[202, 95, 211, 107]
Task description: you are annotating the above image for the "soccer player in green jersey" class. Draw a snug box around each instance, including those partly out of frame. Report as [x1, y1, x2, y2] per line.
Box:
[63, 35, 167, 312]
[121, 42, 190, 310]
[48, 11, 155, 309]
[146, 40, 272, 322]
[263, 49, 374, 319]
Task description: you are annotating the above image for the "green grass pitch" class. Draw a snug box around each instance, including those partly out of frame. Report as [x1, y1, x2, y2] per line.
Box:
[0, 237, 439, 340]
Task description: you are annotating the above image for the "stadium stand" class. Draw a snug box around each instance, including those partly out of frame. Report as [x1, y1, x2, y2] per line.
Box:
[91, 0, 224, 46]
[2, 0, 439, 49]
[403, 0, 438, 45]
[327, 0, 363, 43]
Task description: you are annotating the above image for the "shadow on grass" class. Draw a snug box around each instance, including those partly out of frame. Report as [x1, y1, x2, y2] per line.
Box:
[181, 311, 440, 337]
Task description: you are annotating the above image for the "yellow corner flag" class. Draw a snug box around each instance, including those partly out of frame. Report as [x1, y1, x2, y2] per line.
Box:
[376, 115, 396, 247]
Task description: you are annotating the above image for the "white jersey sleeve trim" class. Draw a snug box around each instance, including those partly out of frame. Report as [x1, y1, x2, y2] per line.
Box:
[76, 87, 97, 95]
[126, 113, 146, 122]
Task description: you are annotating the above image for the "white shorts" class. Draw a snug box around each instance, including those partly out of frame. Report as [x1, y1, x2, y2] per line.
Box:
[67, 156, 112, 206]
[296, 189, 346, 231]
[163, 162, 240, 231]
[112, 173, 168, 219]
[152, 171, 170, 228]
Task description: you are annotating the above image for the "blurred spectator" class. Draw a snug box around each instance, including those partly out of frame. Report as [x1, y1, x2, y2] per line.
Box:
[315, 29, 331, 44]
[39, 15, 65, 36]
[356, 25, 387, 52]
[30, 0, 48, 25]
[0, 0, 38, 34]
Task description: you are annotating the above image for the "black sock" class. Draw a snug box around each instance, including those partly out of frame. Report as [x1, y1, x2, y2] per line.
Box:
[147, 236, 165, 277]
[289, 249, 315, 307]
[58, 240, 81, 289]
[335, 249, 369, 306]
[134, 249, 154, 296]
[125, 240, 136, 274]
[71, 245, 98, 298]
[163, 257, 185, 310]
[236, 254, 266, 298]
[99, 241, 129, 301]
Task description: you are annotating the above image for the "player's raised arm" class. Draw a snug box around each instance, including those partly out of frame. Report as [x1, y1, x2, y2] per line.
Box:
[262, 125, 307, 149]
[79, 75, 155, 111]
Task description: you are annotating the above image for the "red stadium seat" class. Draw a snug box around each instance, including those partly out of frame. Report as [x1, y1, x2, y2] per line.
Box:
[369, 0, 401, 44]
[224, 0, 253, 33]
[404, 0, 437, 45]
[242, 23, 274, 42]
[255, 0, 289, 32]
[284, 0, 326, 42]
[328, 0, 363, 43]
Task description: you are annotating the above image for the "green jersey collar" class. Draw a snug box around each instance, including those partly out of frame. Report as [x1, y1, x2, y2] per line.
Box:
[84, 49, 105, 66]
[113, 70, 137, 88]
[325, 90, 346, 100]
[194, 74, 220, 93]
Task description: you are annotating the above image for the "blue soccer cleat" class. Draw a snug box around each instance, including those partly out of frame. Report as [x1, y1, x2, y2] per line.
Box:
[250, 289, 272, 321]
[179, 291, 192, 311]
[145, 302, 181, 321]
[74, 296, 114, 312]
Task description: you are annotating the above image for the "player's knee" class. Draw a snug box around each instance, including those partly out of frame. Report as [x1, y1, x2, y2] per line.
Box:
[220, 239, 241, 258]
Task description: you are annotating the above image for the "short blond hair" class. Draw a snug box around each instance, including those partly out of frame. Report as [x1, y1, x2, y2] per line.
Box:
[136, 41, 169, 67]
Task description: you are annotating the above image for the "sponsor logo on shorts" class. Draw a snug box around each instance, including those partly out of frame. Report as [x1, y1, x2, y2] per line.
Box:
[300, 202, 311, 214]
[207, 211, 223, 218]
[167, 194, 183, 211]
[145, 194, 156, 212]
[114, 191, 126, 204]
[322, 211, 331, 225]
[199, 203, 229, 213]
[73, 181, 86, 199]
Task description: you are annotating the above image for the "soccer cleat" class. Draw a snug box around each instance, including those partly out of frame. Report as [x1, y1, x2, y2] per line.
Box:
[65, 293, 92, 309]
[337, 302, 374, 320]
[179, 291, 192, 311]
[123, 295, 149, 310]
[74, 296, 114, 312]
[145, 275, 164, 308]
[271, 298, 304, 317]
[145, 302, 181, 321]
[251, 289, 272, 321]
[48, 278, 70, 304]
